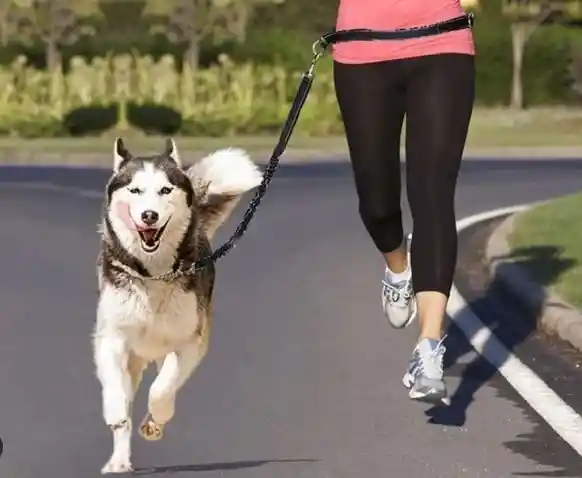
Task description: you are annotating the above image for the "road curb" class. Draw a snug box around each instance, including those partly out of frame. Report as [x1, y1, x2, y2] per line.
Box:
[0, 146, 581, 168]
[485, 208, 582, 353]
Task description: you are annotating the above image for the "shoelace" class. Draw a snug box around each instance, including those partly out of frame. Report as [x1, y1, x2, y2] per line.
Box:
[414, 335, 447, 378]
[381, 279, 412, 304]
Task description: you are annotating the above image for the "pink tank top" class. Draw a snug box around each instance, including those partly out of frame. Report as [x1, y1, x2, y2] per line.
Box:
[332, 0, 475, 64]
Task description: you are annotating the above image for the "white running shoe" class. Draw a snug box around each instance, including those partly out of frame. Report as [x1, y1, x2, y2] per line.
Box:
[381, 233, 417, 329]
[402, 336, 450, 405]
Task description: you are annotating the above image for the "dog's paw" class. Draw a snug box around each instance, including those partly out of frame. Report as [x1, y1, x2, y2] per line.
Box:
[139, 414, 164, 441]
[101, 456, 133, 474]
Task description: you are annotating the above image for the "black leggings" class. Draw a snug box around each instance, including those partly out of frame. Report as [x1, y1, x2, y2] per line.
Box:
[333, 53, 475, 296]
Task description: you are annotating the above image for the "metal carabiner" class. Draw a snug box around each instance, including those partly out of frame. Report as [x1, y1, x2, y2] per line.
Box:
[306, 38, 329, 78]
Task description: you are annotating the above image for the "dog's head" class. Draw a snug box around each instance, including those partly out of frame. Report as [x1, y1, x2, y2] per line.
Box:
[104, 137, 195, 262]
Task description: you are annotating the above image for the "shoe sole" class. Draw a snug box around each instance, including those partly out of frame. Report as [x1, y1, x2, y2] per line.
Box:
[409, 389, 450, 406]
[402, 373, 450, 406]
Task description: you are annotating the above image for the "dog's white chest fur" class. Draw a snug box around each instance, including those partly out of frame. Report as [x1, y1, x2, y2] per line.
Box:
[97, 280, 200, 361]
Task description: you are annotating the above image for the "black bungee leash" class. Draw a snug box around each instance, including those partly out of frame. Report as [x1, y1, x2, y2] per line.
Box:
[150, 13, 475, 281]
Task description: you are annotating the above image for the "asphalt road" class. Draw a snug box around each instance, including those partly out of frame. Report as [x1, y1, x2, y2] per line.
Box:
[1, 159, 582, 478]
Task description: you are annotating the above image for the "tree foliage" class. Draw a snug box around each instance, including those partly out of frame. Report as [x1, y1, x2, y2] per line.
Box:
[144, 0, 285, 70]
[10, 0, 101, 70]
[497, 0, 582, 108]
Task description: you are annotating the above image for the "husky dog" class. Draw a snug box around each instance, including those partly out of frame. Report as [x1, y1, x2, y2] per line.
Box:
[93, 137, 262, 474]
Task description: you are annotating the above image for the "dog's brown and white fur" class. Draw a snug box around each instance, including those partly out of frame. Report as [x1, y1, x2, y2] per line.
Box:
[93, 138, 261, 473]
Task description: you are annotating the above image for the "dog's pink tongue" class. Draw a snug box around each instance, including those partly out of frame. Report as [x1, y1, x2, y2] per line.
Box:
[116, 201, 137, 230]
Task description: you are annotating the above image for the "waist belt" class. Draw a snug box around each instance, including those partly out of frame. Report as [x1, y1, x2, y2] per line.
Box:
[314, 13, 474, 54]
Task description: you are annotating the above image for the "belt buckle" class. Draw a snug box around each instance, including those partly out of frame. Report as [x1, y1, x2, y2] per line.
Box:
[467, 12, 475, 27]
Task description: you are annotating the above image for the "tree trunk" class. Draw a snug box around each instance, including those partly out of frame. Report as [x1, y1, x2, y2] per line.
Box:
[46, 39, 63, 108]
[46, 0, 61, 73]
[183, 38, 200, 72]
[510, 22, 527, 110]
[116, 98, 130, 131]
[46, 39, 61, 73]
[180, 63, 195, 118]
[0, 5, 10, 46]
[232, 4, 250, 43]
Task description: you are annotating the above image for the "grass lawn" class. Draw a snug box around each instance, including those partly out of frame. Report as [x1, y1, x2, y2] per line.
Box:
[463, 107, 582, 147]
[0, 107, 581, 165]
[508, 192, 582, 309]
[0, 134, 348, 155]
[0, 134, 348, 166]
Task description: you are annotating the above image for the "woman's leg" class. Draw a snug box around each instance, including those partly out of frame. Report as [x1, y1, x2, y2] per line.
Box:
[333, 59, 417, 329]
[402, 53, 475, 403]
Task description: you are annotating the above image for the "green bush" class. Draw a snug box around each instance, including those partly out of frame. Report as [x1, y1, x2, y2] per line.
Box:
[13, 117, 64, 138]
[523, 25, 579, 105]
[0, 25, 578, 140]
[180, 116, 237, 137]
[473, 20, 513, 105]
[0, 0, 578, 111]
[127, 103, 182, 135]
[63, 104, 117, 136]
[0, 113, 64, 138]
[227, 28, 314, 71]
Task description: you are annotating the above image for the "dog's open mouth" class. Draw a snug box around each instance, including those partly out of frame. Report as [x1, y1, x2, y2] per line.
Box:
[136, 219, 170, 253]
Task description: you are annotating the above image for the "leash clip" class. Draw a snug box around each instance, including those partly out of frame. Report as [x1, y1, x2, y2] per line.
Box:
[307, 38, 328, 77]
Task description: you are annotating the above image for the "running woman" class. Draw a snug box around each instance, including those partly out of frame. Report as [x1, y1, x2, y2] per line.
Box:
[332, 0, 475, 404]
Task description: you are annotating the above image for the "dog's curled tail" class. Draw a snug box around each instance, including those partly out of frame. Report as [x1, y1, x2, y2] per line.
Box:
[186, 148, 263, 240]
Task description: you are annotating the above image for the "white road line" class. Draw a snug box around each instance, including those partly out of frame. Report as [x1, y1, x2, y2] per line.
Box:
[450, 204, 582, 457]
[5, 180, 582, 453]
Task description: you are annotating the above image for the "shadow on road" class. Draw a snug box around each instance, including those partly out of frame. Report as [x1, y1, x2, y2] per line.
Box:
[133, 458, 318, 475]
[423, 239, 580, 476]
[426, 244, 575, 428]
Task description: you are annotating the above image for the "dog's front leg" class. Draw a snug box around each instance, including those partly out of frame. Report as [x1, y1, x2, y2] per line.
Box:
[140, 338, 207, 441]
[94, 334, 134, 474]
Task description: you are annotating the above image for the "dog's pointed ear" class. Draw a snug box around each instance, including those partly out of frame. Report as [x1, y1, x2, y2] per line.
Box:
[113, 137, 131, 172]
[164, 137, 182, 167]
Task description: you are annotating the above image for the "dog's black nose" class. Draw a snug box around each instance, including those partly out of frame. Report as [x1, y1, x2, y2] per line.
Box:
[141, 210, 159, 225]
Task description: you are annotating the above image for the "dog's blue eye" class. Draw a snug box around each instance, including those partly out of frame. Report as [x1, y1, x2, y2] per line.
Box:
[128, 187, 142, 194]
[159, 187, 173, 195]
